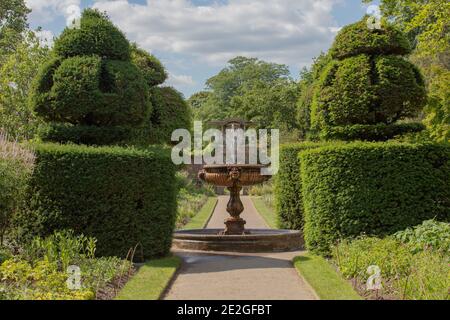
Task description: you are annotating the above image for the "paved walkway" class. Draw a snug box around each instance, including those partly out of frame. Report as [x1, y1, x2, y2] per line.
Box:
[164, 196, 317, 300]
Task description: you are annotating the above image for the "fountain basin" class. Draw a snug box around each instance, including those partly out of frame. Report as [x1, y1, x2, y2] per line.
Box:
[172, 229, 304, 253]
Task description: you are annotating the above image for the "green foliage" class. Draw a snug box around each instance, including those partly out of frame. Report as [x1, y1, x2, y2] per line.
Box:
[191, 56, 298, 136]
[0, 0, 30, 58]
[29, 9, 152, 144]
[32, 56, 150, 127]
[14, 143, 177, 259]
[320, 123, 425, 141]
[394, 219, 450, 254]
[38, 123, 132, 146]
[131, 44, 167, 86]
[0, 230, 131, 300]
[312, 17, 427, 140]
[300, 142, 450, 255]
[274, 142, 329, 230]
[0, 31, 48, 140]
[333, 236, 449, 300]
[330, 17, 411, 59]
[364, 0, 450, 143]
[134, 87, 191, 145]
[54, 9, 130, 60]
[176, 171, 214, 229]
[0, 134, 35, 245]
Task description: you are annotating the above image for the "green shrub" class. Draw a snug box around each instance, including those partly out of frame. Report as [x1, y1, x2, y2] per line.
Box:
[0, 133, 35, 245]
[330, 17, 411, 60]
[320, 123, 425, 141]
[30, 9, 151, 144]
[394, 219, 450, 254]
[333, 236, 449, 300]
[54, 9, 130, 60]
[300, 142, 450, 255]
[134, 87, 192, 145]
[274, 142, 329, 230]
[14, 143, 177, 259]
[311, 17, 426, 140]
[131, 44, 167, 86]
[38, 123, 132, 146]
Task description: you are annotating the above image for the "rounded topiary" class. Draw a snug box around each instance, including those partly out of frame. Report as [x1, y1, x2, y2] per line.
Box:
[30, 9, 151, 144]
[311, 17, 427, 141]
[131, 44, 168, 86]
[54, 9, 130, 60]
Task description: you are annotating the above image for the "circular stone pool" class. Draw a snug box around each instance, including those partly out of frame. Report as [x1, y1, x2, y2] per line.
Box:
[172, 229, 304, 253]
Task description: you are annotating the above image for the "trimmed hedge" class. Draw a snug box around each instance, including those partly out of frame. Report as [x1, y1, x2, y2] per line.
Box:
[131, 45, 168, 87]
[54, 9, 131, 60]
[14, 143, 177, 259]
[275, 142, 329, 230]
[38, 123, 132, 146]
[320, 123, 425, 142]
[330, 17, 411, 60]
[300, 142, 450, 255]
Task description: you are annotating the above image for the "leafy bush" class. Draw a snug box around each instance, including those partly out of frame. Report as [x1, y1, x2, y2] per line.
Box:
[176, 171, 214, 228]
[131, 44, 168, 86]
[320, 123, 425, 141]
[29, 9, 151, 144]
[311, 17, 426, 140]
[14, 143, 177, 259]
[300, 142, 450, 255]
[330, 17, 411, 59]
[274, 142, 330, 230]
[38, 123, 132, 146]
[54, 9, 130, 60]
[134, 87, 192, 145]
[0, 133, 35, 245]
[333, 236, 449, 300]
[0, 231, 131, 300]
[394, 220, 450, 254]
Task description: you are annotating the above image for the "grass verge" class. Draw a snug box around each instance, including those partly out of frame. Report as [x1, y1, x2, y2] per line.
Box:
[182, 197, 217, 230]
[115, 256, 181, 300]
[251, 197, 277, 229]
[293, 253, 362, 300]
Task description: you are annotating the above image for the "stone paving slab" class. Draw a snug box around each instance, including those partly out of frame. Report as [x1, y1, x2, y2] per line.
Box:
[165, 196, 317, 300]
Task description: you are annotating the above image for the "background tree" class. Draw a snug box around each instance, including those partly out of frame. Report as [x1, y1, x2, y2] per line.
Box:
[0, 0, 30, 60]
[0, 31, 48, 139]
[191, 56, 299, 139]
[363, 0, 449, 141]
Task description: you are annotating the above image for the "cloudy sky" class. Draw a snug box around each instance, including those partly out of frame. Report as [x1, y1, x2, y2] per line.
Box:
[25, 0, 376, 97]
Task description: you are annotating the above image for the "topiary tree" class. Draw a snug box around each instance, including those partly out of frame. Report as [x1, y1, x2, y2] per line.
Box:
[133, 87, 192, 145]
[131, 44, 168, 87]
[311, 17, 427, 141]
[29, 9, 151, 145]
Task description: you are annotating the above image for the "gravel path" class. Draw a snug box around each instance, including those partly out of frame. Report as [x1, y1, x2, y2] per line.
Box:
[164, 196, 317, 300]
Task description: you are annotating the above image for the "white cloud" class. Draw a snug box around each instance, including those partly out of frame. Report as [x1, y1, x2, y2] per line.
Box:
[35, 29, 55, 47]
[92, 0, 341, 67]
[166, 74, 196, 88]
[26, 0, 81, 27]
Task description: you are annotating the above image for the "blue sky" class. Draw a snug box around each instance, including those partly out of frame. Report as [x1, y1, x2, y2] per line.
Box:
[26, 0, 378, 97]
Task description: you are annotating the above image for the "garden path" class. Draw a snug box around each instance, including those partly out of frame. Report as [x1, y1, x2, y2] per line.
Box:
[164, 196, 317, 300]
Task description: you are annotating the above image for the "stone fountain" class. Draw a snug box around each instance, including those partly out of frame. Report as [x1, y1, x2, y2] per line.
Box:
[172, 119, 303, 253]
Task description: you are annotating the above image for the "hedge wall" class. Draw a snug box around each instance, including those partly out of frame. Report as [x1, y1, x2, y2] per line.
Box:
[15, 143, 177, 259]
[300, 142, 450, 255]
[275, 142, 329, 230]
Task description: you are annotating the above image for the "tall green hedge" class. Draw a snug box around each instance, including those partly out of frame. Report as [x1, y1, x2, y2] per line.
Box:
[275, 142, 329, 230]
[300, 142, 450, 255]
[14, 143, 177, 259]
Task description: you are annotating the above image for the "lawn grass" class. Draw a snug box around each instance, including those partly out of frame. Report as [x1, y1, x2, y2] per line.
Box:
[182, 197, 217, 230]
[115, 256, 181, 300]
[251, 197, 277, 229]
[293, 253, 362, 300]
